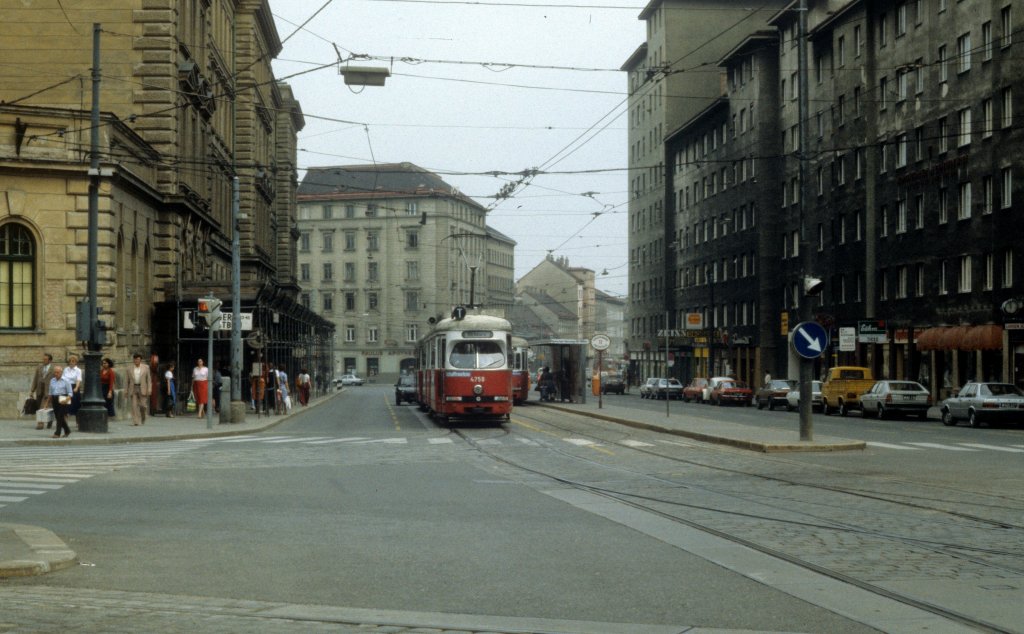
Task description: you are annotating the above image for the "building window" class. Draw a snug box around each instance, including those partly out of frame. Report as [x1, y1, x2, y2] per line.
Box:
[300, 293, 310, 308]
[839, 214, 847, 244]
[322, 293, 333, 312]
[983, 176, 994, 214]
[983, 98, 993, 138]
[915, 58, 925, 94]
[368, 292, 379, 311]
[896, 3, 907, 36]
[915, 194, 925, 229]
[299, 232, 310, 252]
[345, 325, 356, 342]
[916, 264, 925, 297]
[897, 199, 908, 233]
[855, 24, 863, 56]
[959, 255, 972, 293]
[367, 326, 379, 343]
[879, 13, 888, 46]
[1004, 249, 1015, 287]
[345, 292, 356, 311]
[1003, 87, 1013, 128]
[897, 266, 908, 299]
[405, 201, 418, 216]
[405, 291, 419, 311]
[958, 107, 972, 146]
[957, 32, 972, 73]
[343, 262, 355, 282]
[323, 205, 333, 220]
[322, 231, 333, 253]
[879, 76, 888, 110]
[985, 253, 994, 290]
[365, 204, 378, 218]
[344, 231, 356, 250]
[958, 181, 972, 219]
[982, 21, 993, 60]
[406, 323, 419, 342]
[939, 260, 949, 294]
[856, 210, 863, 241]
[939, 117, 949, 153]
[939, 187, 949, 223]
[1001, 167, 1013, 208]
[896, 134, 908, 167]
[407, 230, 419, 248]
[938, 45, 948, 82]
[406, 260, 419, 280]
[880, 205, 889, 237]
[322, 262, 333, 281]
[367, 261, 379, 282]
[0, 223, 35, 329]
[367, 231, 379, 251]
[1002, 6, 1013, 48]
[299, 263, 310, 282]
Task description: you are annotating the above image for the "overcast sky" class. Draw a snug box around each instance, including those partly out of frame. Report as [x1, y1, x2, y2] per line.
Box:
[270, 1, 646, 299]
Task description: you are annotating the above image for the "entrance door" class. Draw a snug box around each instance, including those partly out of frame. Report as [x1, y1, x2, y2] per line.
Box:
[367, 357, 379, 377]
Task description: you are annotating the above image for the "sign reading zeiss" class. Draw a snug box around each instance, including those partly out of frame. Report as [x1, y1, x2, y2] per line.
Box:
[791, 321, 829, 359]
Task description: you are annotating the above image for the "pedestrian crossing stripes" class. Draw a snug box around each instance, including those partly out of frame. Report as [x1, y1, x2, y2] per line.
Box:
[0, 442, 198, 510]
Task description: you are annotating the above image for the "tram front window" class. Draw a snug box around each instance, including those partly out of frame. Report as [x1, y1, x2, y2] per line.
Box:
[449, 341, 505, 369]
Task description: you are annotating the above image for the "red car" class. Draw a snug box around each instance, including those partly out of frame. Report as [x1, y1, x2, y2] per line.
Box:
[682, 378, 708, 402]
[710, 379, 753, 406]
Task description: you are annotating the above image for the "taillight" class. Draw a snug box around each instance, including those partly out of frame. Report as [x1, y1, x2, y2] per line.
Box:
[885, 394, 892, 403]
[982, 401, 999, 409]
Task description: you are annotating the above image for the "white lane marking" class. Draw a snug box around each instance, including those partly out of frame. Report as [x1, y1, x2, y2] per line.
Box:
[565, 438, 600, 447]
[0, 475, 79, 484]
[215, 436, 293, 443]
[0, 471, 97, 478]
[305, 437, 371, 445]
[621, 440, 655, 447]
[0, 480, 64, 490]
[475, 438, 503, 445]
[349, 438, 407, 445]
[515, 437, 539, 445]
[958, 443, 1024, 453]
[263, 437, 332, 444]
[428, 438, 454, 444]
[905, 442, 978, 451]
[0, 488, 48, 495]
[866, 442, 923, 450]
[0, 495, 29, 503]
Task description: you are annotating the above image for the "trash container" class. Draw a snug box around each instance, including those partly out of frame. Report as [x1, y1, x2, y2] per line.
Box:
[219, 377, 231, 423]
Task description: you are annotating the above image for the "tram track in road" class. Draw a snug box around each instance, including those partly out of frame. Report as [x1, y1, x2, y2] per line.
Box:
[446, 410, 1022, 634]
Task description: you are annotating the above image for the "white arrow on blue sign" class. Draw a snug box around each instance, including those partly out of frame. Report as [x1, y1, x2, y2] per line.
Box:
[791, 321, 829, 359]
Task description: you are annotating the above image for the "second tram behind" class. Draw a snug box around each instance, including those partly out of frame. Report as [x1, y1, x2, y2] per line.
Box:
[416, 313, 514, 422]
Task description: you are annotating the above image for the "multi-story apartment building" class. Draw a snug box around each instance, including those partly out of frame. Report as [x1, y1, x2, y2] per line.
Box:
[623, 0, 788, 383]
[628, 0, 1024, 398]
[0, 2, 333, 414]
[295, 163, 515, 379]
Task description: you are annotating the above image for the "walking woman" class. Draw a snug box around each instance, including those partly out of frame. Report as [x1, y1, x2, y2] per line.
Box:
[100, 357, 116, 418]
[164, 362, 177, 417]
[192, 358, 209, 419]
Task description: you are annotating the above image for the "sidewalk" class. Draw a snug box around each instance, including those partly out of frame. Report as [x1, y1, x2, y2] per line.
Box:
[536, 396, 867, 453]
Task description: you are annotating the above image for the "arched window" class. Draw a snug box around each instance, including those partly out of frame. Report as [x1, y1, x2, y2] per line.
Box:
[0, 223, 35, 329]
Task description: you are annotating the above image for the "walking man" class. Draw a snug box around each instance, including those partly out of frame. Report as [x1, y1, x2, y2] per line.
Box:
[126, 353, 152, 425]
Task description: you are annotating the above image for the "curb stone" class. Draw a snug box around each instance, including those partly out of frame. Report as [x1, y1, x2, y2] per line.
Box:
[0, 524, 78, 577]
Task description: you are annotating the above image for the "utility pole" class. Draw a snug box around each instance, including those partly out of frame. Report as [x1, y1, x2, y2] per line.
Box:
[77, 23, 109, 433]
[797, 0, 814, 441]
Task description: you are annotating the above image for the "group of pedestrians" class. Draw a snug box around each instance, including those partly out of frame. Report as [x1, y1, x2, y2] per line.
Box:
[28, 352, 315, 437]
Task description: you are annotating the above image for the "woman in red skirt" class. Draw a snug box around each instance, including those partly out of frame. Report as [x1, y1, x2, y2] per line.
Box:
[192, 358, 209, 418]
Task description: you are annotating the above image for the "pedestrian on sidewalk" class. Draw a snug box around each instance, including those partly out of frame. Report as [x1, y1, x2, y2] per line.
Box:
[100, 357, 116, 418]
[276, 366, 290, 414]
[63, 354, 83, 421]
[29, 353, 55, 416]
[126, 353, 152, 426]
[164, 362, 177, 417]
[192, 358, 209, 419]
[48, 365, 73, 438]
[296, 368, 311, 406]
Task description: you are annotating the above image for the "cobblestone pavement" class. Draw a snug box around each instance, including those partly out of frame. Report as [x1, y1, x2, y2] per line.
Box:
[0, 586, 703, 634]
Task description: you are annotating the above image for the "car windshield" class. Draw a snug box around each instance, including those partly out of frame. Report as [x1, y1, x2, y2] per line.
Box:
[449, 341, 505, 369]
[888, 382, 924, 391]
[398, 376, 416, 386]
[667, 379, 681, 387]
[980, 383, 1024, 397]
[733, 381, 749, 389]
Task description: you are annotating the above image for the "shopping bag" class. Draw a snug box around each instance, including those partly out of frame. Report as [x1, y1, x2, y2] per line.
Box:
[186, 393, 197, 413]
[36, 408, 54, 424]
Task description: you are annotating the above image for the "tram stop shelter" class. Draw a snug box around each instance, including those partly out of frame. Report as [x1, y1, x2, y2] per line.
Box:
[530, 339, 589, 404]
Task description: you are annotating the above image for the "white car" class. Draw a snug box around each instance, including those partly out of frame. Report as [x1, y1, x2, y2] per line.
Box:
[334, 374, 365, 388]
[702, 377, 733, 403]
[785, 380, 823, 411]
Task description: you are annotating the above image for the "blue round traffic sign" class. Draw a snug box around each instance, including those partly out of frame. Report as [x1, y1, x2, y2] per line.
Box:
[791, 321, 829, 359]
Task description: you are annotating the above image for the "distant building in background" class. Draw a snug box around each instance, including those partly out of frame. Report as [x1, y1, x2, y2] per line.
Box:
[296, 163, 515, 379]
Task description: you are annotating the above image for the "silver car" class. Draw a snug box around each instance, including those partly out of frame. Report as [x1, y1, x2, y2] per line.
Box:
[860, 380, 932, 419]
[785, 380, 823, 412]
[941, 382, 1024, 427]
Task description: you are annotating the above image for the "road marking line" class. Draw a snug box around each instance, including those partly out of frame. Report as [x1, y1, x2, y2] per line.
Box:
[514, 437, 539, 445]
[958, 443, 1024, 453]
[263, 437, 332, 444]
[865, 442, 923, 450]
[215, 436, 292, 443]
[905, 442, 978, 451]
[305, 437, 371, 444]
[621, 439, 655, 447]
[565, 438, 598, 446]
[427, 438, 454, 444]
[0, 488, 48, 495]
[0, 480, 64, 490]
[0, 475, 78, 484]
[350, 438, 407, 444]
[0, 495, 29, 502]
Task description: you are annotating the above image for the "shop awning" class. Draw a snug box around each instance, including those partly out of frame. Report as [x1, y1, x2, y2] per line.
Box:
[915, 325, 1003, 351]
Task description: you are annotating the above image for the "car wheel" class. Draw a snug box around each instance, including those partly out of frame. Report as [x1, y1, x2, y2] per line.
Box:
[968, 410, 981, 428]
[839, 401, 849, 417]
[821, 399, 831, 415]
[765, 399, 772, 411]
[786, 401, 795, 412]
[396, 396, 402, 406]
[876, 405, 886, 420]
[941, 409, 956, 426]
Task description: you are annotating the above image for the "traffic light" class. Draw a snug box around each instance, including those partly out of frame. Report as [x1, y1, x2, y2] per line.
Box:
[95, 306, 109, 345]
[197, 297, 223, 329]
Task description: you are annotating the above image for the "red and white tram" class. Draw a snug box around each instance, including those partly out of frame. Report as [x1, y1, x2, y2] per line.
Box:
[511, 336, 530, 405]
[416, 312, 514, 422]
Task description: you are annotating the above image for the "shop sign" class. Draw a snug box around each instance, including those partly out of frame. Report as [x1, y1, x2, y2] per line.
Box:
[684, 313, 704, 330]
[838, 327, 856, 351]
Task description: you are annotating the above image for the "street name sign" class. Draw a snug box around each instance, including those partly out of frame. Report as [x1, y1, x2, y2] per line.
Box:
[791, 321, 829, 359]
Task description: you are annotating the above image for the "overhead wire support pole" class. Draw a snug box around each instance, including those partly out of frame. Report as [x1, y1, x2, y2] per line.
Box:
[78, 22, 108, 433]
[797, 0, 814, 441]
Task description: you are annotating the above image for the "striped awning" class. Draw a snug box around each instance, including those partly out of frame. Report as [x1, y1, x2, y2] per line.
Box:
[915, 325, 1003, 351]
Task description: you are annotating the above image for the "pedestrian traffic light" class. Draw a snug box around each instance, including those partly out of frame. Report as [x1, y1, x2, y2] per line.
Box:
[94, 306, 109, 345]
[197, 297, 223, 328]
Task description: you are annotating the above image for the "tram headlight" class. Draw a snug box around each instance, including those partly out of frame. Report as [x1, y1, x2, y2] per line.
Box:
[473, 384, 483, 395]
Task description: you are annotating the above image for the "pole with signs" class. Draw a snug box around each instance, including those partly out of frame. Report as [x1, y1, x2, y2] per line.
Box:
[590, 334, 610, 410]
